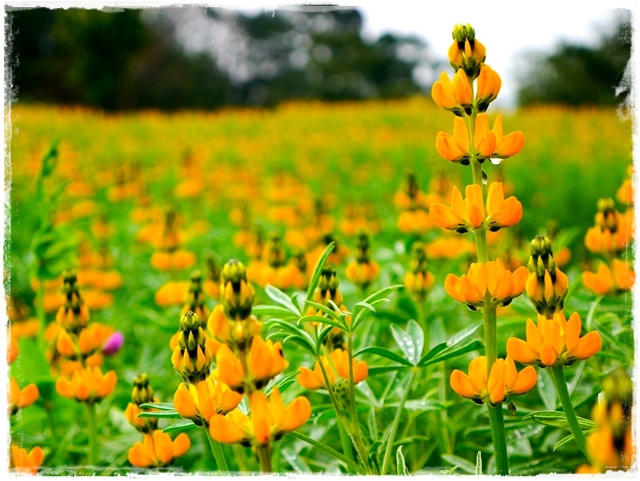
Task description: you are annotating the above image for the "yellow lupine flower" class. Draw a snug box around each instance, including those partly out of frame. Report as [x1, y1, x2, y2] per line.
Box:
[436, 115, 495, 165]
[10, 445, 44, 474]
[128, 430, 191, 468]
[445, 260, 528, 309]
[506, 311, 602, 367]
[207, 304, 262, 349]
[173, 378, 242, 426]
[8, 377, 39, 415]
[583, 259, 635, 296]
[476, 64, 502, 112]
[56, 366, 117, 403]
[491, 115, 525, 159]
[214, 336, 288, 393]
[209, 386, 311, 446]
[297, 348, 368, 390]
[430, 184, 484, 233]
[450, 356, 537, 405]
[431, 69, 473, 116]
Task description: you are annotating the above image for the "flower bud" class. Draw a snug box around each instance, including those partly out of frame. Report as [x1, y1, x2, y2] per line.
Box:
[172, 311, 213, 384]
[448, 23, 486, 80]
[220, 260, 255, 320]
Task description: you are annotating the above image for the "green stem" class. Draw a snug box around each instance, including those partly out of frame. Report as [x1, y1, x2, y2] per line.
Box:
[467, 98, 508, 474]
[206, 431, 230, 474]
[85, 402, 98, 466]
[381, 370, 415, 475]
[233, 445, 249, 473]
[36, 281, 46, 351]
[483, 306, 498, 367]
[437, 365, 452, 455]
[487, 405, 509, 475]
[346, 331, 375, 474]
[256, 444, 273, 473]
[550, 364, 590, 459]
[338, 422, 356, 473]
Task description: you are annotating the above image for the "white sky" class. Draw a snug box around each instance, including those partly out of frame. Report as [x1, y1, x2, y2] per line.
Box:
[356, 0, 634, 106]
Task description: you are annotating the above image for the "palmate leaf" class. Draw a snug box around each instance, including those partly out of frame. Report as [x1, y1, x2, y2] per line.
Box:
[418, 340, 484, 367]
[265, 284, 301, 315]
[352, 285, 404, 330]
[356, 346, 413, 366]
[298, 314, 346, 331]
[305, 300, 343, 321]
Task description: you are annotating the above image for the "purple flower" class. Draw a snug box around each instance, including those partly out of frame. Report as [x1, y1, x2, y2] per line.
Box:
[102, 331, 124, 356]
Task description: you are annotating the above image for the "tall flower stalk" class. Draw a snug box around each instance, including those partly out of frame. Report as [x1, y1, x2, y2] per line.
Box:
[430, 23, 527, 475]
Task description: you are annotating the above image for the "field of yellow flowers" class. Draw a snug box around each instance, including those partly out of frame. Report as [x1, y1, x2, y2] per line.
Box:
[6, 25, 635, 476]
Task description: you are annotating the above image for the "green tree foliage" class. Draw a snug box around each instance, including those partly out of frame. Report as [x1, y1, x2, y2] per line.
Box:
[6, 7, 432, 111]
[516, 11, 631, 107]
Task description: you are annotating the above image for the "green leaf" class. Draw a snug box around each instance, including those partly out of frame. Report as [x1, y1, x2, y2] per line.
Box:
[446, 320, 483, 347]
[553, 434, 575, 452]
[305, 300, 342, 321]
[524, 411, 598, 430]
[298, 314, 346, 331]
[396, 446, 408, 475]
[475, 451, 483, 475]
[282, 334, 316, 355]
[252, 305, 299, 320]
[137, 411, 182, 419]
[138, 403, 178, 411]
[162, 420, 197, 434]
[368, 365, 411, 376]
[286, 431, 366, 474]
[265, 284, 301, 315]
[305, 242, 335, 305]
[391, 324, 420, 366]
[419, 339, 484, 367]
[357, 347, 413, 366]
[442, 454, 476, 474]
[406, 319, 424, 363]
[362, 284, 404, 305]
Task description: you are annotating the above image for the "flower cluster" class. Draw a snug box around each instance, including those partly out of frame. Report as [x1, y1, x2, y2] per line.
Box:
[49, 270, 119, 402]
[404, 241, 435, 302]
[248, 231, 306, 290]
[583, 172, 635, 296]
[171, 260, 310, 469]
[577, 369, 634, 473]
[8, 331, 44, 473]
[508, 236, 602, 368]
[126, 374, 191, 468]
[430, 27, 536, 466]
[345, 231, 380, 291]
[150, 209, 197, 307]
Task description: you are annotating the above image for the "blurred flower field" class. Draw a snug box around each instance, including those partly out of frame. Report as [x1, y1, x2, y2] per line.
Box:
[5, 32, 636, 475]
